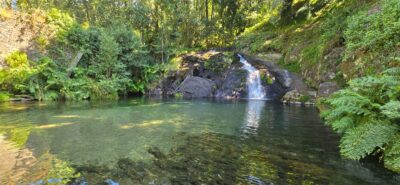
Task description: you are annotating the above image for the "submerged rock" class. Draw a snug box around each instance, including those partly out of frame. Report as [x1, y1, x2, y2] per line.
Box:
[246, 175, 274, 185]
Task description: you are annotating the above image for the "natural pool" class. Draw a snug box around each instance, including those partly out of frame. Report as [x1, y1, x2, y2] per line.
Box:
[0, 99, 398, 185]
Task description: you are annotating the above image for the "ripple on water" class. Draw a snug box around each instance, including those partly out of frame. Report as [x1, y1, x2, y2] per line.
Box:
[0, 99, 398, 184]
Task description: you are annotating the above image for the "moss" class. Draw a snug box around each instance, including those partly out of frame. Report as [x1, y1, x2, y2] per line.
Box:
[278, 59, 301, 73]
[301, 44, 322, 66]
[174, 93, 182, 99]
[261, 73, 274, 85]
[204, 54, 232, 73]
[299, 95, 311, 103]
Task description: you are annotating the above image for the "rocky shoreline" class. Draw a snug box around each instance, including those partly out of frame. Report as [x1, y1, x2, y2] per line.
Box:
[149, 51, 340, 105]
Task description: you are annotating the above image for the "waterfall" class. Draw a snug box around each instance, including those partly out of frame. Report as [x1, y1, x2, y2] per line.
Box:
[238, 54, 266, 99]
[11, 0, 17, 10]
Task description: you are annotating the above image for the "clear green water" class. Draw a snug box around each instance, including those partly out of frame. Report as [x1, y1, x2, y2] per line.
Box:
[0, 99, 398, 185]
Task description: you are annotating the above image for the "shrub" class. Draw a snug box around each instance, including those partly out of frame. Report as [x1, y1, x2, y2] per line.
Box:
[0, 91, 10, 102]
[322, 68, 400, 172]
[345, 0, 400, 56]
[0, 51, 38, 93]
[46, 8, 74, 38]
[204, 54, 232, 73]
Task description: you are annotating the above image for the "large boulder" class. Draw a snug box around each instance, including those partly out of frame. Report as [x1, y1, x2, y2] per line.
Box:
[318, 82, 340, 98]
[281, 90, 316, 105]
[178, 77, 216, 98]
[215, 69, 247, 99]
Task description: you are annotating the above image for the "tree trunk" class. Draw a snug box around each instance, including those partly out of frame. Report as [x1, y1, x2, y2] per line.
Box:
[205, 0, 209, 20]
[67, 51, 84, 77]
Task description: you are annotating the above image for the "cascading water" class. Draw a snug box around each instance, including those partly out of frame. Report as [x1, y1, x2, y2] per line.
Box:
[238, 54, 266, 99]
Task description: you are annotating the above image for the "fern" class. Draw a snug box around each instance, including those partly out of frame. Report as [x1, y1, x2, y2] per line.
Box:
[381, 101, 400, 120]
[331, 116, 353, 133]
[322, 68, 400, 172]
[385, 135, 400, 172]
[340, 122, 398, 160]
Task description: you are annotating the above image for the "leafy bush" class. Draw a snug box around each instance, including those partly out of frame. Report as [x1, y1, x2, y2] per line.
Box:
[204, 54, 232, 73]
[322, 68, 400, 172]
[46, 8, 75, 39]
[0, 91, 10, 102]
[345, 0, 400, 56]
[0, 51, 38, 93]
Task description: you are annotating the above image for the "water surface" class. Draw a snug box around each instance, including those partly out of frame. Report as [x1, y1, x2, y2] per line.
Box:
[0, 99, 398, 184]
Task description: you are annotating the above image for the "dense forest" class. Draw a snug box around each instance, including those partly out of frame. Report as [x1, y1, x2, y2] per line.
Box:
[0, 0, 399, 179]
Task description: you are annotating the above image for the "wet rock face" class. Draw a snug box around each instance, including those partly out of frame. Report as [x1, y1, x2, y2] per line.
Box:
[151, 51, 312, 100]
[178, 76, 216, 98]
[215, 69, 247, 99]
[240, 54, 311, 99]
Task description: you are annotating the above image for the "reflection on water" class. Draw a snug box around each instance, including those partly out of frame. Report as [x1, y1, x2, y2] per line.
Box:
[0, 99, 399, 184]
[241, 100, 265, 137]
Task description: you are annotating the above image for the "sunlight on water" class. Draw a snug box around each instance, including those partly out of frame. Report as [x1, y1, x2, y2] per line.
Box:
[0, 99, 398, 184]
[241, 100, 266, 137]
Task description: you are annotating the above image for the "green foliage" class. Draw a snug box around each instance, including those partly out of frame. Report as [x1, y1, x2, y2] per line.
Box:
[300, 44, 322, 66]
[24, 21, 163, 101]
[45, 158, 81, 185]
[278, 60, 301, 73]
[0, 91, 10, 102]
[340, 121, 398, 160]
[204, 55, 232, 73]
[381, 101, 400, 120]
[343, 0, 400, 76]
[261, 73, 274, 85]
[0, 51, 38, 93]
[345, 0, 400, 56]
[322, 68, 400, 172]
[299, 95, 311, 103]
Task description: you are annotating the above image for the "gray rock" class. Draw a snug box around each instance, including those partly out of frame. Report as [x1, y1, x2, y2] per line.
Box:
[281, 89, 316, 105]
[255, 53, 283, 63]
[318, 82, 340, 98]
[215, 69, 247, 99]
[281, 90, 302, 103]
[239, 54, 309, 91]
[178, 76, 215, 98]
[148, 88, 162, 97]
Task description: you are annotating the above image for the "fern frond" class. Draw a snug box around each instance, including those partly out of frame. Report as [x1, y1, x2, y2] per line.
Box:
[381, 101, 400, 120]
[340, 122, 398, 160]
[385, 135, 400, 172]
[331, 117, 354, 133]
[383, 67, 400, 76]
